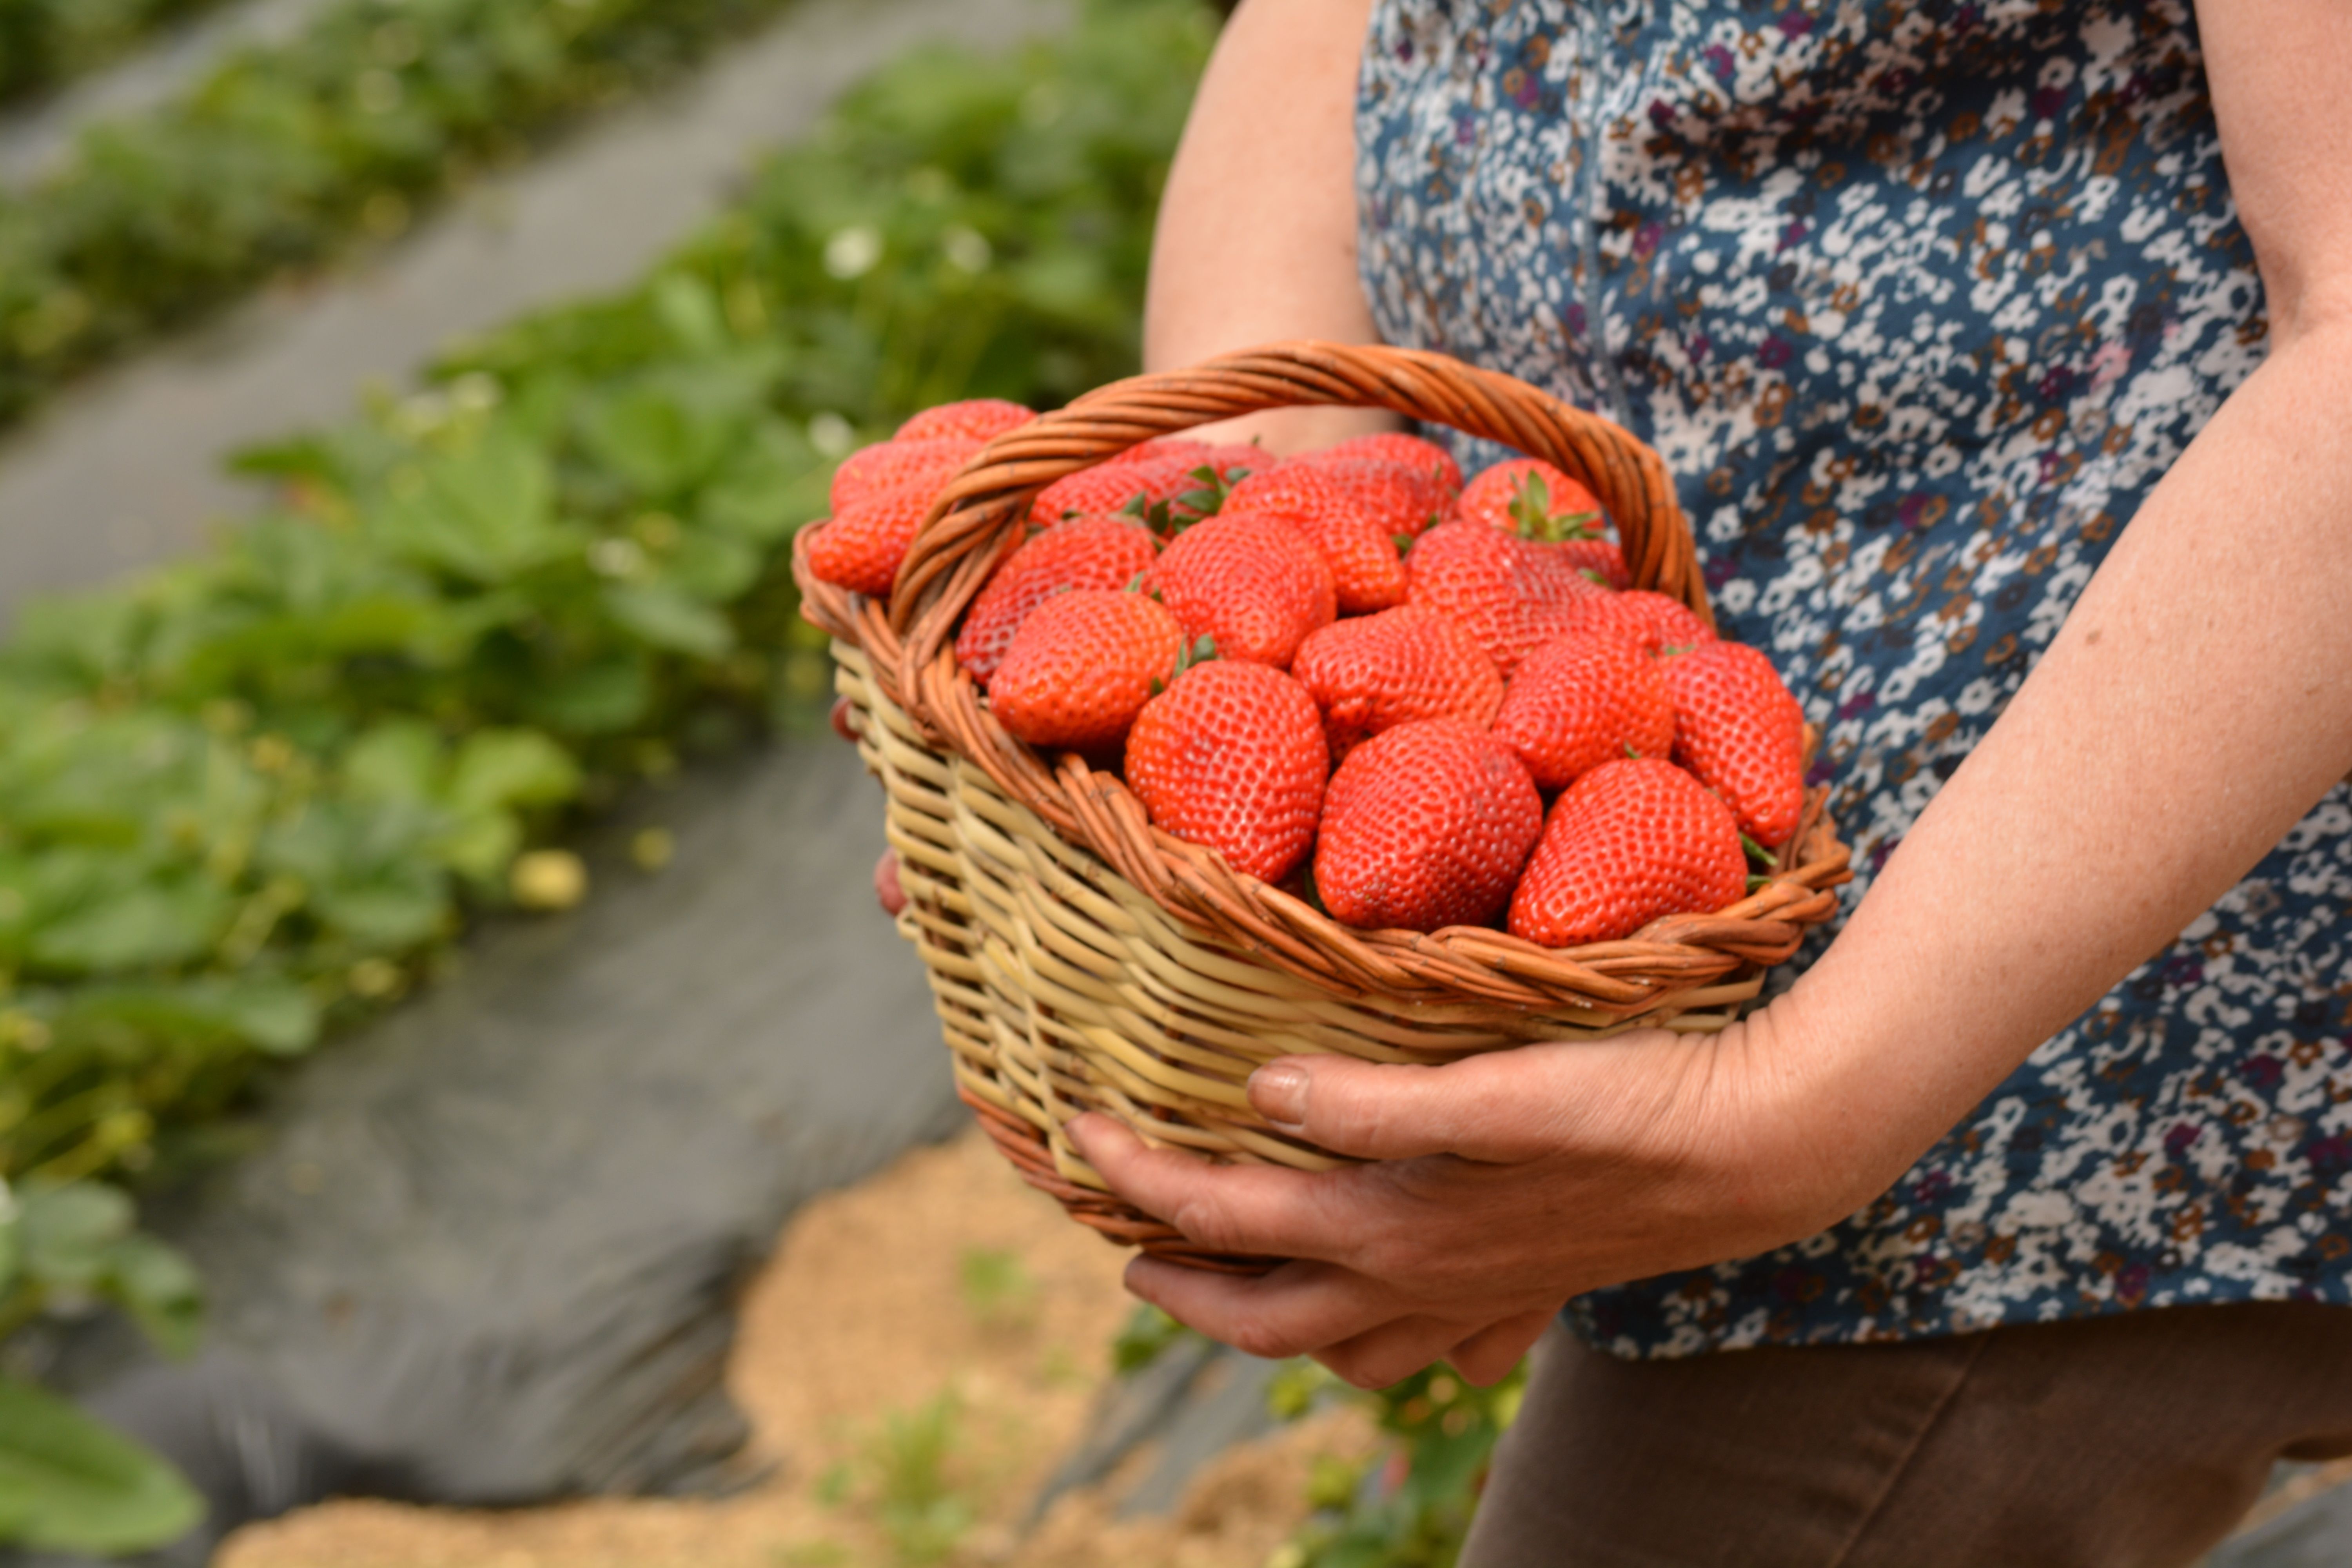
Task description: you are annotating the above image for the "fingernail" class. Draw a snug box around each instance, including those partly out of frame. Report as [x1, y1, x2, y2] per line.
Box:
[1249, 1062, 1309, 1132]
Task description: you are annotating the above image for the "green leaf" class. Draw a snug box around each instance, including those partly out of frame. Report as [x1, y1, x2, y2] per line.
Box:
[652, 274, 729, 356]
[343, 720, 445, 803]
[527, 655, 653, 735]
[28, 878, 233, 974]
[102, 1235, 204, 1359]
[0, 1377, 203, 1554]
[61, 980, 321, 1059]
[662, 532, 762, 602]
[432, 811, 522, 885]
[18, 1184, 133, 1294]
[315, 878, 453, 949]
[447, 730, 583, 816]
[368, 429, 570, 583]
[602, 582, 736, 660]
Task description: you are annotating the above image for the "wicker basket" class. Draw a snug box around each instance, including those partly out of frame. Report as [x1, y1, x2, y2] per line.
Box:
[793, 341, 1851, 1272]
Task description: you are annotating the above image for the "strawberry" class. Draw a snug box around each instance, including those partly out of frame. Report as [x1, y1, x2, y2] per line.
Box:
[804, 478, 938, 597]
[1491, 631, 1677, 789]
[1290, 604, 1504, 758]
[1128, 438, 1273, 482]
[1027, 444, 1269, 533]
[987, 588, 1185, 754]
[1460, 458, 1604, 538]
[1029, 452, 1203, 527]
[829, 436, 982, 516]
[1403, 521, 1610, 676]
[1125, 661, 1328, 884]
[954, 515, 1160, 685]
[1662, 641, 1808, 849]
[1314, 719, 1543, 933]
[1459, 457, 1631, 590]
[895, 399, 1036, 443]
[1507, 759, 1747, 947]
[1555, 590, 1715, 657]
[1144, 513, 1336, 668]
[1297, 432, 1463, 494]
[1227, 461, 1450, 614]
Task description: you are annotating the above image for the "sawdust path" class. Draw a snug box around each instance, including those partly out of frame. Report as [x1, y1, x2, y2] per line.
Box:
[218, 1131, 1374, 1568]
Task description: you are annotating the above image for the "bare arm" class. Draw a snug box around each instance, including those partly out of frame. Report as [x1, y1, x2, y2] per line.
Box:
[1143, 0, 1398, 452]
[1076, 0, 2352, 1386]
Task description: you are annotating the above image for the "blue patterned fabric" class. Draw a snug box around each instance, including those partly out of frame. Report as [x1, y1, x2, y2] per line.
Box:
[1356, 0, 2352, 1357]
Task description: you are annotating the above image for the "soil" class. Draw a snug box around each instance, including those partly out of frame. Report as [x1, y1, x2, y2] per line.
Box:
[215, 1131, 1377, 1568]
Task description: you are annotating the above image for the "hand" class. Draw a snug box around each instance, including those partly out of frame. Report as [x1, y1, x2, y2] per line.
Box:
[1068, 1001, 1916, 1390]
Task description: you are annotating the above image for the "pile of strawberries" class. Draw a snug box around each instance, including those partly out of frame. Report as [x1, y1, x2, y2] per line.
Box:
[806, 400, 1809, 950]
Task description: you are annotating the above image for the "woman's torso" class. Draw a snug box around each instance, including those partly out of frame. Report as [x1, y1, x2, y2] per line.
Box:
[1356, 0, 2352, 1356]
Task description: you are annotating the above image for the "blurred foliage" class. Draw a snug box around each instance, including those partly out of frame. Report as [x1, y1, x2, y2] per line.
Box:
[1272, 1359, 1527, 1568]
[0, 1371, 203, 1553]
[0, 0, 844, 432]
[0, 0, 237, 107]
[1116, 1303, 1527, 1568]
[0, 0, 1215, 1545]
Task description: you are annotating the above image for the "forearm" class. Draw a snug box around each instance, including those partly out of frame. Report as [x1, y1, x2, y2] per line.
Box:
[1768, 321, 2352, 1190]
[1144, 0, 1397, 452]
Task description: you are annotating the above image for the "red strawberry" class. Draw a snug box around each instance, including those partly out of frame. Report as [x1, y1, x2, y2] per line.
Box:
[1507, 759, 1747, 947]
[895, 399, 1036, 443]
[1127, 438, 1272, 481]
[1491, 632, 1677, 789]
[1126, 661, 1328, 884]
[1662, 641, 1807, 849]
[955, 515, 1160, 685]
[804, 478, 938, 597]
[1029, 453, 1197, 526]
[988, 589, 1185, 754]
[1403, 521, 1610, 676]
[1314, 719, 1543, 933]
[1555, 590, 1715, 657]
[1144, 514, 1336, 668]
[1460, 458, 1630, 590]
[829, 437, 982, 516]
[1298, 433, 1463, 494]
[1227, 461, 1449, 614]
[1290, 605, 1504, 758]
[1460, 458, 1604, 537]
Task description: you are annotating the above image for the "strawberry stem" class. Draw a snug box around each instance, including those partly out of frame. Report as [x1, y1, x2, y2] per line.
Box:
[1740, 833, 1776, 868]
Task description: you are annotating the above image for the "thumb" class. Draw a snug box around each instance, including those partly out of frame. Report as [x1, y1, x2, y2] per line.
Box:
[1246, 1049, 1588, 1164]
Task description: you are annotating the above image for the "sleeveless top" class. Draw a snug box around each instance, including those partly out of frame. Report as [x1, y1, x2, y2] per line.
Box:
[1357, 0, 2352, 1358]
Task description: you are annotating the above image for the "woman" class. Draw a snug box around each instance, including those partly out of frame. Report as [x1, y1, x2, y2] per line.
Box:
[1065, 0, 2352, 1560]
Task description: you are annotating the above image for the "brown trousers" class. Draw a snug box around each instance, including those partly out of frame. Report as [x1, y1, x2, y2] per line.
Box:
[1460, 1303, 2352, 1568]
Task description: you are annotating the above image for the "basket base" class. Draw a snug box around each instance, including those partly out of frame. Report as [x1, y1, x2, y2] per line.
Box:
[958, 1085, 1281, 1276]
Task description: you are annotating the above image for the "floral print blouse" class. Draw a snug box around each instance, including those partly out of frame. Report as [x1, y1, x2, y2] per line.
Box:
[1356, 0, 2352, 1357]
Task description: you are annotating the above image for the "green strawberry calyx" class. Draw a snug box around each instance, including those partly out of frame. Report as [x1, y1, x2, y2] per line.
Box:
[1740, 833, 1777, 871]
[1122, 463, 1254, 537]
[1506, 473, 1602, 543]
[1149, 634, 1219, 695]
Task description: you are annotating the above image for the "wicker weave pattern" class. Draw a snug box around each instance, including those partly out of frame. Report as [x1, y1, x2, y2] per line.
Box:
[797, 342, 1852, 1266]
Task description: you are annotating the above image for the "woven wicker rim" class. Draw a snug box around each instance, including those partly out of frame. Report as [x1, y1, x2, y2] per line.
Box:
[793, 340, 1850, 1014]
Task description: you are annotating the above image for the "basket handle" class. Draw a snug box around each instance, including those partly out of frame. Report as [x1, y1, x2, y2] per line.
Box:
[885, 340, 1713, 690]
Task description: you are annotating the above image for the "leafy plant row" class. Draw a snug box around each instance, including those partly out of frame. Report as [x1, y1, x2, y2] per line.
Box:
[0, 0, 857, 434]
[0, 1, 1214, 1548]
[0, 0, 239, 108]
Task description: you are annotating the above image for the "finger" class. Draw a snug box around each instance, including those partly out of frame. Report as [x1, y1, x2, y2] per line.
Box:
[1314, 1312, 1488, 1390]
[1123, 1252, 1403, 1362]
[874, 848, 907, 916]
[1446, 1308, 1555, 1387]
[1069, 1114, 1366, 1265]
[1246, 1043, 1650, 1163]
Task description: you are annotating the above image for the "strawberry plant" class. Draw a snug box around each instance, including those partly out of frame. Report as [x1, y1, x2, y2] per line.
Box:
[0, 0, 1217, 1547]
[0, 0, 239, 107]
